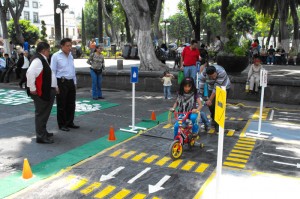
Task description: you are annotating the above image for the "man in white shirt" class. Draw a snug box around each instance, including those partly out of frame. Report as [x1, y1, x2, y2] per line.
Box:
[51, 38, 79, 131]
[26, 42, 58, 144]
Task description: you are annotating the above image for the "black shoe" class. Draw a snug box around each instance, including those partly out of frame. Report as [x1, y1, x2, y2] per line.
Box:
[68, 124, 80, 129]
[19, 83, 22, 89]
[36, 138, 54, 144]
[98, 97, 105, 99]
[47, 133, 54, 137]
[59, 126, 70, 131]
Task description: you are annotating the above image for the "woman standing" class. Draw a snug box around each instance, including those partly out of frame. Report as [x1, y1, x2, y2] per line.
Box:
[19, 51, 30, 88]
[87, 46, 105, 100]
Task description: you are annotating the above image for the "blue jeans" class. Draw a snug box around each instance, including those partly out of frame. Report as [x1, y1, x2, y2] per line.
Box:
[174, 113, 199, 138]
[90, 68, 103, 99]
[163, 86, 171, 99]
[200, 111, 210, 126]
[267, 56, 274, 64]
[183, 65, 197, 82]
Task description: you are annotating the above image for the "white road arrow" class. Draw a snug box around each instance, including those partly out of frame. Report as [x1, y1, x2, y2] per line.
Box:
[273, 161, 300, 168]
[99, 166, 125, 182]
[128, 167, 151, 184]
[148, 175, 171, 194]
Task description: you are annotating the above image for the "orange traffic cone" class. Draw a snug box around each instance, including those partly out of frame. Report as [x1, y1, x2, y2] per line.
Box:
[22, 158, 33, 179]
[151, 111, 156, 121]
[108, 126, 116, 141]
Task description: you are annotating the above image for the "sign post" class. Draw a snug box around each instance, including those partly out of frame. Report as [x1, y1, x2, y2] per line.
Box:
[120, 66, 146, 133]
[246, 69, 271, 139]
[215, 86, 227, 199]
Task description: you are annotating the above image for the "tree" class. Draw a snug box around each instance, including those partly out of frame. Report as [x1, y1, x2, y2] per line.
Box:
[84, 0, 98, 40]
[221, 0, 229, 41]
[184, 0, 202, 41]
[153, 0, 163, 40]
[7, 0, 25, 44]
[8, 19, 39, 45]
[40, 20, 48, 42]
[97, 0, 103, 43]
[119, 0, 165, 70]
[232, 7, 257, 34]
[101, 0, 116, 42]
[167, 13, 193, 43]
[54, 0, 61, 47]
[0, 0, 10, 55]
[81, 8, 86, 51]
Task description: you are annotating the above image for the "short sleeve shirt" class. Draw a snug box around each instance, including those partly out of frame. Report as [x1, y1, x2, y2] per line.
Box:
[182, 47, 200, 66]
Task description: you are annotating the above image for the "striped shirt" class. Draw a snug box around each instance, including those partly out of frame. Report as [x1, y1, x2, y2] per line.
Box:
[198, 65, 231, 94]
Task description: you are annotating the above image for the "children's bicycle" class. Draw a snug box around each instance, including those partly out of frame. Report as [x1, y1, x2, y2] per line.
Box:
[168, 111, 204, 160]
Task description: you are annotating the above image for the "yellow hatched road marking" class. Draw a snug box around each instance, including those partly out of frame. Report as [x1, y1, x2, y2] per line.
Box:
[110, 149, 123, 157]
[168, 159, 183, 169]
[194, 163, 209, 173]
[110, 188, 131, 199]
[235, 143, 254, 149]
[131, 153, 148, 161]
[223, 161, 245, 169]
[229, 153, 249, 159]
[226, 157, 248, 163]
[225, 117, 228, 120]
[121, 151, 136, 159]
[239, 137, 256, 142]
[234, 146, 253, 151]
[252, 108, 270, 120]
[163, 124, 173, 129]
[144, 155, 159, 164]
[208, 128, 215, 134]
[231, 149, 251, 155]
[181, 161, 197, 171]
[229, 117, 236, 120]
[237, 140, 256, 145]
[132, 193, 147, 199]
[226, 130, 235, 136]
[94, 185, 116, 198]
[155, 157, 171, 166]
[80, 182, 101, 195]
[152, 197, 161, 199]
[69, 178, 88, 191]
[65, 175, 76, 182]
[237, 118, 244, 121]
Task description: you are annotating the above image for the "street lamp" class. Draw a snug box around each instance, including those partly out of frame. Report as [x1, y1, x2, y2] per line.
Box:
[160, 20, 170, 44]
[56, 3, 69, 38]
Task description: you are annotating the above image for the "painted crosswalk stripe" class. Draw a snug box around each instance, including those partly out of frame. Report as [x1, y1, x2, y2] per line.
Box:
[229, 153, 249, 159]
[231, 149, 251, 155]
[65, 175, 77, 182]
[252, 108, 270, 120]
[229, 117, 236, 120]
[168, 159, 183, 169]
[94, 185, 116, 198]
[110, 189, 131, 199]
[132, 193, 147, 199]
[235, 143, 254, 149]
[143, 155, 159, 164]
[163, 123, 173, 129]
[234, 146, 253, 151]
[69, 178, 88, 191]
[121, 151, 136, 159]
[151, 197, 161, 199]
[155, 157, 171, 166]
[131, 153, 148, 161]
[80, 182, 101, 195]
[223, 161, 245, 169]
[237, 140, 256, 145]
[226, 157, 248, 163]
[237, 118, 244, 121]
[110, 149, 123, 157]
[181, 161, 197, 171]
[226, 129, 235, 136]
[239, 137, 256, 142]
[194, 163, 209, 173]
[208, 128, 215, 134]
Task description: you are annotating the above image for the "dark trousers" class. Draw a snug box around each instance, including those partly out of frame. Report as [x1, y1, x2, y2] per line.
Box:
[31, 89, 56, 139]
[0, 67, 13, 83]
[56, 78, 76, 128]
[19, 68, 28, 87]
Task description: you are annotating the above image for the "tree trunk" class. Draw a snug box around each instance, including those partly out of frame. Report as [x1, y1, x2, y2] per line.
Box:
[153, 0, 163, 40]
[221, 0, 229, 42]
[125, 15, 131, 43]
[207, 29, 211, 46]
[54, 0, 61, 47]
[0, 1, 10, 56]
[119, 0, 165, 71]
[290, 0, 300, 52]
[277, 0, 289, 51]
[81, 8, 86, 51]
[185, 0, 201, 41]
[100, 0, 116, 43]
[8, 0, 25, 45]
[97, 0, 103, 43]
[266, 7, 278, 47]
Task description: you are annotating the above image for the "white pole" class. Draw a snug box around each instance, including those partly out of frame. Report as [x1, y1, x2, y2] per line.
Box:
[258, 84, 264, 133]
[132, 83, 135, 130]
[215, 86, 226, 199]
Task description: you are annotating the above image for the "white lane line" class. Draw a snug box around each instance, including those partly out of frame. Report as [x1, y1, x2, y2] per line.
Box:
[262, 152, 300, 160]
[273, 161, 300, 168]
[0, 113, 34, 125]
[276, 147, 300, 153]
[128, 167, 151, 184]
[278, 112, 300, 115]
[269, 110, 274, 120]
[277, 118, 300, 121]
[274, 114, 300, 118]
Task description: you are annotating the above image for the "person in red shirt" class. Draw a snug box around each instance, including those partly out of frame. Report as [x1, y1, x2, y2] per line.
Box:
[180, 40, 201, 81]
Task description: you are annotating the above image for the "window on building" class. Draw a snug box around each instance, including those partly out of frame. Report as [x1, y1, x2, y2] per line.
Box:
[66, 28, 69, 38]
[24, 11, 30, 20]
[33, 12, 39, 23]
[51, 27, 54, 37]
[32, 1, 38, 8]
[6, 11, 10, 20]
[25, 0, 29, 7]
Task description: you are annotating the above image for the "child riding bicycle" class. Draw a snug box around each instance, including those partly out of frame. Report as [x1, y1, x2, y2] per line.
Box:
[170, 77, 202, 138]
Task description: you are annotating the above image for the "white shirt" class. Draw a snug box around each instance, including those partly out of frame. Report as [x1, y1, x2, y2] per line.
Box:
[50, 50, 77, 84]
[26, 53, 58, 92]
[21, 56, 30, 69]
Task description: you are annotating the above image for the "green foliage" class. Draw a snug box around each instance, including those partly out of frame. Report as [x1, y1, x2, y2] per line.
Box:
[40, 20, 48, 43]
[221, 38, 250, 56]
[167, 12, 193, 43]
[84, 1, 98, 40]
[8, 19, 39, 45]
[232, 6, 257, 33]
